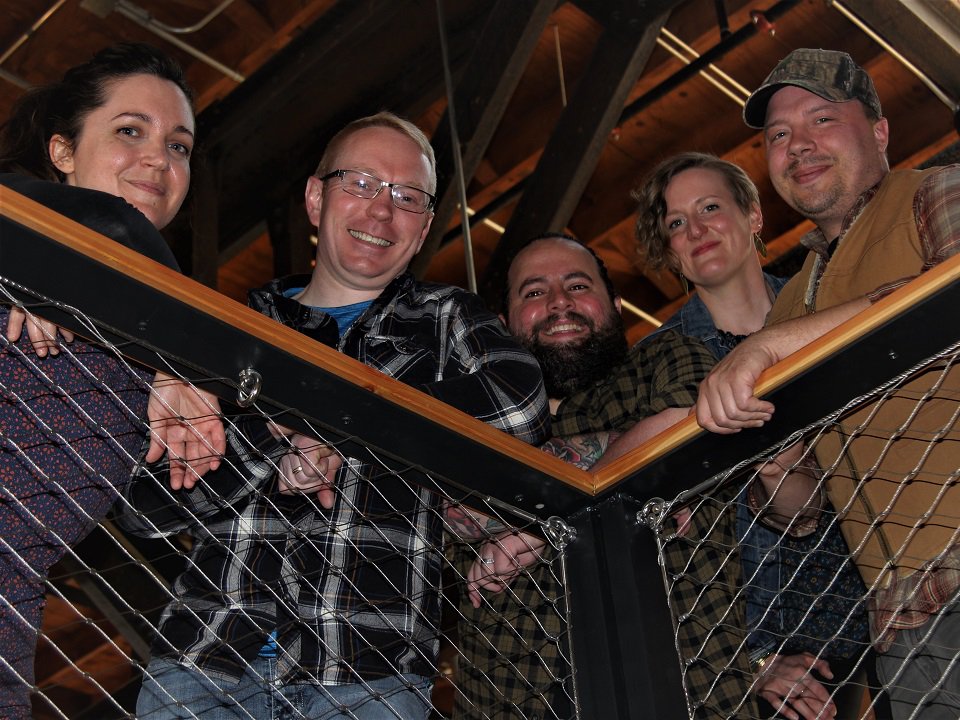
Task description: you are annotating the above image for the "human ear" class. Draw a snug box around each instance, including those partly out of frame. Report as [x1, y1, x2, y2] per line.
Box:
[48, 135, 75, 176]
[873, 117, 890, 155]
[304, 175, 324, 226]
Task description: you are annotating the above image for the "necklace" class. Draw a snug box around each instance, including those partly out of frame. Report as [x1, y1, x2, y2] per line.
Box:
[716, 328, 749, 352]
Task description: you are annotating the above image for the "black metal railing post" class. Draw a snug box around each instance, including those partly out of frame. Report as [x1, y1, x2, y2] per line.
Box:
[565, 496, 687, 719]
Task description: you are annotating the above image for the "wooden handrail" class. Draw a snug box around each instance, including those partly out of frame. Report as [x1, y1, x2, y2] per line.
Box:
[5, 184, 957, 504]
[1, 186, 593, 497]
[593, 251, 960, 492]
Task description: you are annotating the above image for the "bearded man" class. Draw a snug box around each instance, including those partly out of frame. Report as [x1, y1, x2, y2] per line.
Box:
[447, 234, 751, 719]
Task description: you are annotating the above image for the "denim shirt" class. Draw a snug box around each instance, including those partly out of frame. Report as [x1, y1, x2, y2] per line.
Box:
[645, 274, 790, 362]
[644, 274, 802, 659]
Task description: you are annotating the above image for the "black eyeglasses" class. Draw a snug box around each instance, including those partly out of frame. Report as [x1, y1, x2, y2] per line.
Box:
[319, 169, 436, 214]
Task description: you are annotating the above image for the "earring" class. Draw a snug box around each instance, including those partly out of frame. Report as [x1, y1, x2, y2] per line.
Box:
[679, 272, 689, 295]
[753, 232, 767, 258]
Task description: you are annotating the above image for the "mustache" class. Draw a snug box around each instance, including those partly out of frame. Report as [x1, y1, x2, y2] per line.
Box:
[531, 311, 595, 336]
[786, 155, 831, 175]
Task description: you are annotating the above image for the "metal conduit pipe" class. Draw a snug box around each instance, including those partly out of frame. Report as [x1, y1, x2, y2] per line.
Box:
[714, 0, 731, 38]
[0, 0, 238, 89]
[0, 0, 71, 88]
[434, 0, 478, 293]
[115, 1, 245, 83]
[617, 0, 802, 122]
[439, 0, 803, 248]
[80, 0, 245, 83]
[138, 0, 238, 35]
[0, 67, 30, 91]
[441, 182, 524, 245]
[655, 28, 750, 106]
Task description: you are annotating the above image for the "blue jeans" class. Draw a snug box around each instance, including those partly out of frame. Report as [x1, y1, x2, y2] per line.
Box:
[137, 656, 433, 719]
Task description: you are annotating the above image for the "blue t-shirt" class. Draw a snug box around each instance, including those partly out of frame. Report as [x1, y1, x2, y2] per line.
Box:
[282, 287, 371, 336]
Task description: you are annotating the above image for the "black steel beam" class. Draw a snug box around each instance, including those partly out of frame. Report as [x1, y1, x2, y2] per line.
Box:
[565, 496, 687, 719]
[4, 194, 958, 521]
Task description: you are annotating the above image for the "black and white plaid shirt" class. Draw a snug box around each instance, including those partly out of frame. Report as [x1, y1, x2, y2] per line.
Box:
[118, 272, 548, 686]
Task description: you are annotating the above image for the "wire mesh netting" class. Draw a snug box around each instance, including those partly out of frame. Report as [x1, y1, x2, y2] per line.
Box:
[1, 271, 958, 720]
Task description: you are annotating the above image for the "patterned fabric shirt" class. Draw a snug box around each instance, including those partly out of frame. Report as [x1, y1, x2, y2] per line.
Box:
[452, 330, 721, 720]
[1, 174, 180, 719]
[793, 165, 960, 648]
[551, 330, 715, 436]
[645, 273, 788, 359]
[871, 545, 960, 653]
[118, 271, 549, 686]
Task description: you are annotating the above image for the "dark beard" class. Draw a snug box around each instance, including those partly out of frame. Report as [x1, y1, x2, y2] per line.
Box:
[524, 312, 629, 398]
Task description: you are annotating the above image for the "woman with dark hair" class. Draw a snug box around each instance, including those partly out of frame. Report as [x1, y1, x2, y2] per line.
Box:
[635, 152, 884, 720]
[0, 43, 224, 718]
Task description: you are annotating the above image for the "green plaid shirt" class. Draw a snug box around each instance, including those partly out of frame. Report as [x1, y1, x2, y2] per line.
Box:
[551, 331, 715, 436]
[452, 331, 755, 719]
[660, 491, 757, 719]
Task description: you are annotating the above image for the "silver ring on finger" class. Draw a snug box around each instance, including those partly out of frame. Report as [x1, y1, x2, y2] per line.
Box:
[481, 557, 495, 565]
[292, 466, 303, 474]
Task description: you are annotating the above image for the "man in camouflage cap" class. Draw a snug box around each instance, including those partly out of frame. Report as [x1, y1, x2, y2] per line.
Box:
[742, 48, 881, 128]
[696, 48, 960, 719]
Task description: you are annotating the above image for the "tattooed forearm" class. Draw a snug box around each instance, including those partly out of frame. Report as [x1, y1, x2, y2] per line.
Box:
[540, 432, 619, 470]
[443, 432, 620, 539]
[443, 500, 508, 539]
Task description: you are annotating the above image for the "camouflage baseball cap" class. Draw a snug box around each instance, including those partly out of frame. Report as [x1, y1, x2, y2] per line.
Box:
[742, 48, 882, 129]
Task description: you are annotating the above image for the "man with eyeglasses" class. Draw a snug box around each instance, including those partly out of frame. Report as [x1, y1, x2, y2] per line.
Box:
[120, 111, 549, 719]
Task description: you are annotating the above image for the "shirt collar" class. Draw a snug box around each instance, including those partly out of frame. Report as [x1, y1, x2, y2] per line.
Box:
[677, 292, 719, 343]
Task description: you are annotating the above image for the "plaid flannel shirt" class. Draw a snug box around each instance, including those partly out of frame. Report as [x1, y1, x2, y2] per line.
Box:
[452, 331, 751, 720]
[118, 272, 548, 686]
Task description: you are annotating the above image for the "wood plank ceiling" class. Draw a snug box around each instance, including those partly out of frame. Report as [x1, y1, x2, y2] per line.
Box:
[1, 1, 958, 716]
[2, 0, 958, 345]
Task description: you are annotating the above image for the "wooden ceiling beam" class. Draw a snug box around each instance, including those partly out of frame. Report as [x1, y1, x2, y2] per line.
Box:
[477, 2, 684, 304]
[838, 0, 960, 108]
[190, 156, 221, 287]
[170, 0, 490, 263]
[433, 0, 789, 291]
[412, 0, 559, 279]
[192, 0, 339, 109]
